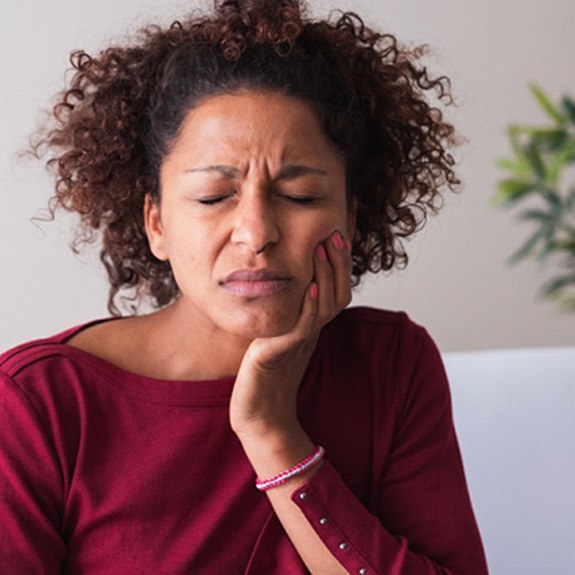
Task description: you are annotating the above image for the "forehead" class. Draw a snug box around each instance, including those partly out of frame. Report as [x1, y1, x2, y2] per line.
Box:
[168, 90, 343, 168]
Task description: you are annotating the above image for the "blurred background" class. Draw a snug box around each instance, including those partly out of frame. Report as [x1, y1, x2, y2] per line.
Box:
[1, 0, 574, 351]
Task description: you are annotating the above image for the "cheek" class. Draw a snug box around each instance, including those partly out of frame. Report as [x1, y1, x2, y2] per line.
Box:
[296, 218, 344, 268]
[159, 224, 207, 275]
[309, 209, 350, 245]
[164, 216, 215, 255]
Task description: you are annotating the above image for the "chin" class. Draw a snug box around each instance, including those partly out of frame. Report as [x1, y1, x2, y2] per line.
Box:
[224, 308, 299, 340]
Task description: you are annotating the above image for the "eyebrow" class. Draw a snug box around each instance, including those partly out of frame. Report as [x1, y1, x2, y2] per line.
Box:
[186, 164, 328, 180]
[276, 165, 327, 180]
[186, 165, 239, 178]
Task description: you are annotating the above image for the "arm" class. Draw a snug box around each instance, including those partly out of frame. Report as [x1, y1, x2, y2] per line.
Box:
[0, 371, 66, 573]
[291, 331, 488, 574]
[230, 233, 487, 574]
[230, 230, 352, 574]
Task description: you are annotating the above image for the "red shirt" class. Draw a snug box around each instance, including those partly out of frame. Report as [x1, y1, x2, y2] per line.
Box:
[0, 307, 488, 573]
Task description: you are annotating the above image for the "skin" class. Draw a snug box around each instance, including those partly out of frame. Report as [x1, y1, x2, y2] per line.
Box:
[71, 89, 355, 573]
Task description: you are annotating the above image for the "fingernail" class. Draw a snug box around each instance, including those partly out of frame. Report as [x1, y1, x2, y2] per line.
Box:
[332, 231, 344, 250]
[316, 244, 328, 261]
[310, 282, 318, 300]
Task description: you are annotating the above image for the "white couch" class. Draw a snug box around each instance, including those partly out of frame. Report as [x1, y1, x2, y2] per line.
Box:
[443, 347, 575, 575]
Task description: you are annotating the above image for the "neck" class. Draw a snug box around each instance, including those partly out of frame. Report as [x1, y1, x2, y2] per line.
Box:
[146, 300, 251, 381]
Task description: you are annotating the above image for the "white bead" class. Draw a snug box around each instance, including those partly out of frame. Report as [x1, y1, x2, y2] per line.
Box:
[319, 517, 328, 525]
[339, 542, 348, 550]
[299, 492, 307, 500]
[359, 569, 368, 575]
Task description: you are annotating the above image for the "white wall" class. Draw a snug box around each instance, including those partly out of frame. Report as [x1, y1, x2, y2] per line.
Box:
[1, 0, 574, 352]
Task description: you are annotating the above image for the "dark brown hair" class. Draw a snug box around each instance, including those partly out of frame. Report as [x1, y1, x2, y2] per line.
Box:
[37, 0, 459, 314]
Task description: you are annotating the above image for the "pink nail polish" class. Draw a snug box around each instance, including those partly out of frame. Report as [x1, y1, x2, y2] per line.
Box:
[332, 231, 344, 250]
[310, 283, 318, 300]
[316, 244, 328, 261]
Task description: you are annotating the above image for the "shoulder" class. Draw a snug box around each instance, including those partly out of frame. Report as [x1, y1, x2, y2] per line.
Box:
[315, 306, 445, 389]
[0, 321, 133, 437]
[322, 306, 430, 352]
[0, 321, 108, 390]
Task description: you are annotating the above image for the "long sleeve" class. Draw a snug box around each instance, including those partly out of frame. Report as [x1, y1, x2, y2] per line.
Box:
[0, 370, 67, 573]
[0, 337, 278, 574]
[288, 311, 488, 574]
[0, 310, 488, 574]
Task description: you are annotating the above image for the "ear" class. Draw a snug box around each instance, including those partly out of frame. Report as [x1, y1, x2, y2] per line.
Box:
[144, 194, 169, 261]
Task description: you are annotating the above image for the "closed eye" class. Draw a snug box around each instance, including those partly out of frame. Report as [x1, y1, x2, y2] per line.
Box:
[195, 191, 319, 206]
[197, 196, 227, 205]
[196, 191, 237, 205]
[281, 195, 319, 205]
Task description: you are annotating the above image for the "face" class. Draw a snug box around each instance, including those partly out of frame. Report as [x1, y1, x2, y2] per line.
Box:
[146, 90, 354, 340]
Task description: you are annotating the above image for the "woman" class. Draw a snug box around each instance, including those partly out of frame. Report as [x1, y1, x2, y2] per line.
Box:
[0, 0, 488, 573]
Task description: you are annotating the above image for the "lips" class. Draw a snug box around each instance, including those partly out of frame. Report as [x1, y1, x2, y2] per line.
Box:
[220, 269, 293, 297]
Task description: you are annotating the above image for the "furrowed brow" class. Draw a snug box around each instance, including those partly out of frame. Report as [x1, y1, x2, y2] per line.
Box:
[276, 165, 327, 181]
[186, 165, 239, 178]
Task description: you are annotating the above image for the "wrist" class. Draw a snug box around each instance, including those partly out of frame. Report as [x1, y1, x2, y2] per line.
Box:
[229, 395, 300, 439]
[231, 410, 302, 447]
[236, 426, 316, 486]
[255, 445, 325, 491]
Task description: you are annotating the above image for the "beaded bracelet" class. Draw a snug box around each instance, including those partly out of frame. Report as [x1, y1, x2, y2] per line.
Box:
[255, 445, 325, 491]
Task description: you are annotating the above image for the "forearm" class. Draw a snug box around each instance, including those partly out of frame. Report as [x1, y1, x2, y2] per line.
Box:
[238, 425, 488, 575]
[238, 430, 348, 575]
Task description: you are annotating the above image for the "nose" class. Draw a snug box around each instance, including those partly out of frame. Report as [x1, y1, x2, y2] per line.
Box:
[230, 190, 280, 253]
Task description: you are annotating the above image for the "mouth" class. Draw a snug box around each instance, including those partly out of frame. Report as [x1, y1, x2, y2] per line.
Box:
[220, 269, 293, 297]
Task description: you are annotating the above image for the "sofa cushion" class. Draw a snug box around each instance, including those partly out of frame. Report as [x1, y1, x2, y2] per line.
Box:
[444, 347, 575, 575]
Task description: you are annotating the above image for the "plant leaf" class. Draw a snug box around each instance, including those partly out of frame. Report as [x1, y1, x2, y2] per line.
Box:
[538, 225, 560, 262]
[537, 130, 568, 153]
[541, 274, 575, 296]
[541, 187, 563, 209]
[524, 142, 546, 180]
[561, 96, 575, 124]
[496, 157, 531, 176]
[518, 209, 553, 222]
[496, 85, 575, 313]
[494, 179, 535, 204]
[509, 227, 547, 263]
[511, 126, 565, 140]
[508, 126, 531, 161]
[530, 84, 566, 124]
[547, 141, 575, 185]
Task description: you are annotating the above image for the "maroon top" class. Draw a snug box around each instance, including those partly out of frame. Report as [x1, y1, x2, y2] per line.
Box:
[0, 307, 488, 574]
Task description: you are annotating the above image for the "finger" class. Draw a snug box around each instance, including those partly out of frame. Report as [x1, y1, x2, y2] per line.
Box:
[248, 279, 319, 362]
[323, 231, 353, 311]
[277, 279, 319, 347]
[313, 242, 336, 325]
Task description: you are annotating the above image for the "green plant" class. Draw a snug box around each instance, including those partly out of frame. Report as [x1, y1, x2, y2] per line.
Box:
[495, 85, 575, 310]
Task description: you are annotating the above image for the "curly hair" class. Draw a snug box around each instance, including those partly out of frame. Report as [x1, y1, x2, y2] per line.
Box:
[37, 0, 459, 315]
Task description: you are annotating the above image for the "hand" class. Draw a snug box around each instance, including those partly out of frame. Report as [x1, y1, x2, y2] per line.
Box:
[228, 232, 352, 574]
[229, 230, 353, 447]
